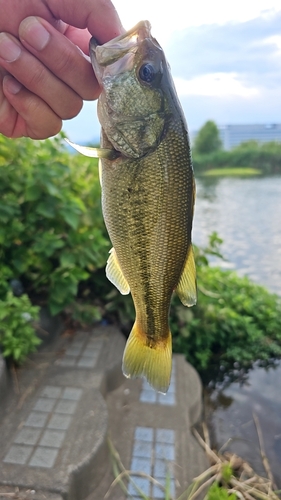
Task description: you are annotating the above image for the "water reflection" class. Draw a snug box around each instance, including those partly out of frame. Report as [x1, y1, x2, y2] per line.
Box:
[207, 363, 281, 487]
[194, 175, 281, 487]
[193, 175, 281, 295]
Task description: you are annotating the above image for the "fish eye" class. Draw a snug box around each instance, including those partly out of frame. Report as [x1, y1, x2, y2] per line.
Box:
[139, 63, 155, 83]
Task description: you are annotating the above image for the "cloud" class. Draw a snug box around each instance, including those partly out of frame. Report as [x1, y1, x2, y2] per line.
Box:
[180, 87, 281, 130]
[165, 11, 281, 91]
[174, 73, 259, 98]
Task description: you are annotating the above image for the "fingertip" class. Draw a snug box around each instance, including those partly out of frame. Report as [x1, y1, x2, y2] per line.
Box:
[29, 119, 62, 140]
[23, 95, 63, 139]
[3, 75, 22, 95]
[27, 111, 63, 140]
[63, 97, 83, 120]
[19, 16, 51, 52]
[45, 0, 125, 44]
[2, 81, 63, 140]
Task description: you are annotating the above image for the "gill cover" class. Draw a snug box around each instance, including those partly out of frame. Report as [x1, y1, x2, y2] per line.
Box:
[89, 21, 166, 159]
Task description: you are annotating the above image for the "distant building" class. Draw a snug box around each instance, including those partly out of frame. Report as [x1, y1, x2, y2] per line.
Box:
[191, 123, 281, 150]
[220, 124, 281, 150]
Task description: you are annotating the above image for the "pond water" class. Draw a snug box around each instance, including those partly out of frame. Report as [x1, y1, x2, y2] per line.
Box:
[193, 175, 281, 296]
[193, 174, 281, 487]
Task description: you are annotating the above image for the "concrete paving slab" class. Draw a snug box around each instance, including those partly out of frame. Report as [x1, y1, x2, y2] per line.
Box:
[0, 326, 208, 500]
[90, 354, 208, 500]
[0, 326, 126, 500]
[0, 486, 63, 500]
[0, 382, 108, 493]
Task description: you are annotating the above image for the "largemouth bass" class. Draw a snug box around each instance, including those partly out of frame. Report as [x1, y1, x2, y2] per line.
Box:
[68, 21, 196, 393]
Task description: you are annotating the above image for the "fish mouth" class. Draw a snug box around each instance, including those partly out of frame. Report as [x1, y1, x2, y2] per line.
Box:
[89, 20, 161, 84]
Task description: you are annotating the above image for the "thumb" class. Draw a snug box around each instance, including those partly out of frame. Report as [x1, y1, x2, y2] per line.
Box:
[44, 0, 124, 43]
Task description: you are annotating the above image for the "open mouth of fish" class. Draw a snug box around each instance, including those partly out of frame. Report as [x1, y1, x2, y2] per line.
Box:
[90, 21, 163, 86]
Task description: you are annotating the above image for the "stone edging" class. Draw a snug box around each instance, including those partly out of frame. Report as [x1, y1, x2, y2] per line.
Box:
[0, 355, 7, 404]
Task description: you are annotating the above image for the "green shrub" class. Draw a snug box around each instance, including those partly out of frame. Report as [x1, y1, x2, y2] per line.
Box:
[1, 133, 280, 375]
[193, 140, 281, 174]
[0, 291, 40, 363]
[90, 232, 281, 383]
[171, 234, 281, 383]
[206, 483, 237, 500]
[0, 133, 109, 315]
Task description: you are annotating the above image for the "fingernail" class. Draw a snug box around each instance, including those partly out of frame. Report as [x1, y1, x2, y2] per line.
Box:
[0, 33, 21, 62]
[3, 75, 22, 94]
[20, 16, 50, 51]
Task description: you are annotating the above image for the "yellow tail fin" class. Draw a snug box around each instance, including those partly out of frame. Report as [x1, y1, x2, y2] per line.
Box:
[122, 322, 172, 394]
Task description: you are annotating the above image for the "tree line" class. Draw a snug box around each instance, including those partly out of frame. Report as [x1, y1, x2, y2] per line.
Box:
[192, 120, 281, 174]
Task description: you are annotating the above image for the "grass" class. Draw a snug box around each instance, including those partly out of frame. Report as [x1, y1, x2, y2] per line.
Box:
[106, 418, 281, 500]
[200, 167, 262, 177]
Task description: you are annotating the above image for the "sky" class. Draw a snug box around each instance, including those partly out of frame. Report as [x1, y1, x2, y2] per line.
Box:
[62, 0, 281, 143]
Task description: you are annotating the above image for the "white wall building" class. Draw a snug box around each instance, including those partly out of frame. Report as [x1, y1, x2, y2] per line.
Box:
[191, 123, 281, 150]
[220, 124, 281, 150]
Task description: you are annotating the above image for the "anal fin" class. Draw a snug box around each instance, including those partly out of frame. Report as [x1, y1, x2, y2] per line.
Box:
[176, 245, 197, 307]
[106, 248, 130, 295]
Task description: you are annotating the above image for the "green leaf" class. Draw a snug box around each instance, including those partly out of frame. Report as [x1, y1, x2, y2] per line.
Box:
[60, 252, 76, 267]
[14, 347, 22, 361]
[45, 182, 60, 197]
[48, 301, 66, 316]
[25, 185, 40, 201]
[36, 201, 56, 218]
[60, 209, 80, 230]
[0, 292, 40, 363]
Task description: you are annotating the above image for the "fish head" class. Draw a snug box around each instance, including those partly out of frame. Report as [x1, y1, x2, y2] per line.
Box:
[90, 21, 173, 159]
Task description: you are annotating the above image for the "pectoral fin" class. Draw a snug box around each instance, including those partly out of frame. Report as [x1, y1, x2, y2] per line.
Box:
[176, 245, 197, 307]
[98, 159, 102, 187]
[65, 139, 118, 160]
[106, 248, 130, 295]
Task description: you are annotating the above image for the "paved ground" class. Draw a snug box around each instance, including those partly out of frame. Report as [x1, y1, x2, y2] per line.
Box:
[0, 325, 208, 500]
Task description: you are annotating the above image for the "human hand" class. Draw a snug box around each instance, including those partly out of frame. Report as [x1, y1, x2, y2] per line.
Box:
[0, 0, 123, 139]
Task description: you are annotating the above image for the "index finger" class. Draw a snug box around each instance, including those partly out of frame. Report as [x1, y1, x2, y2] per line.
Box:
[44, 0, 124, 43]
